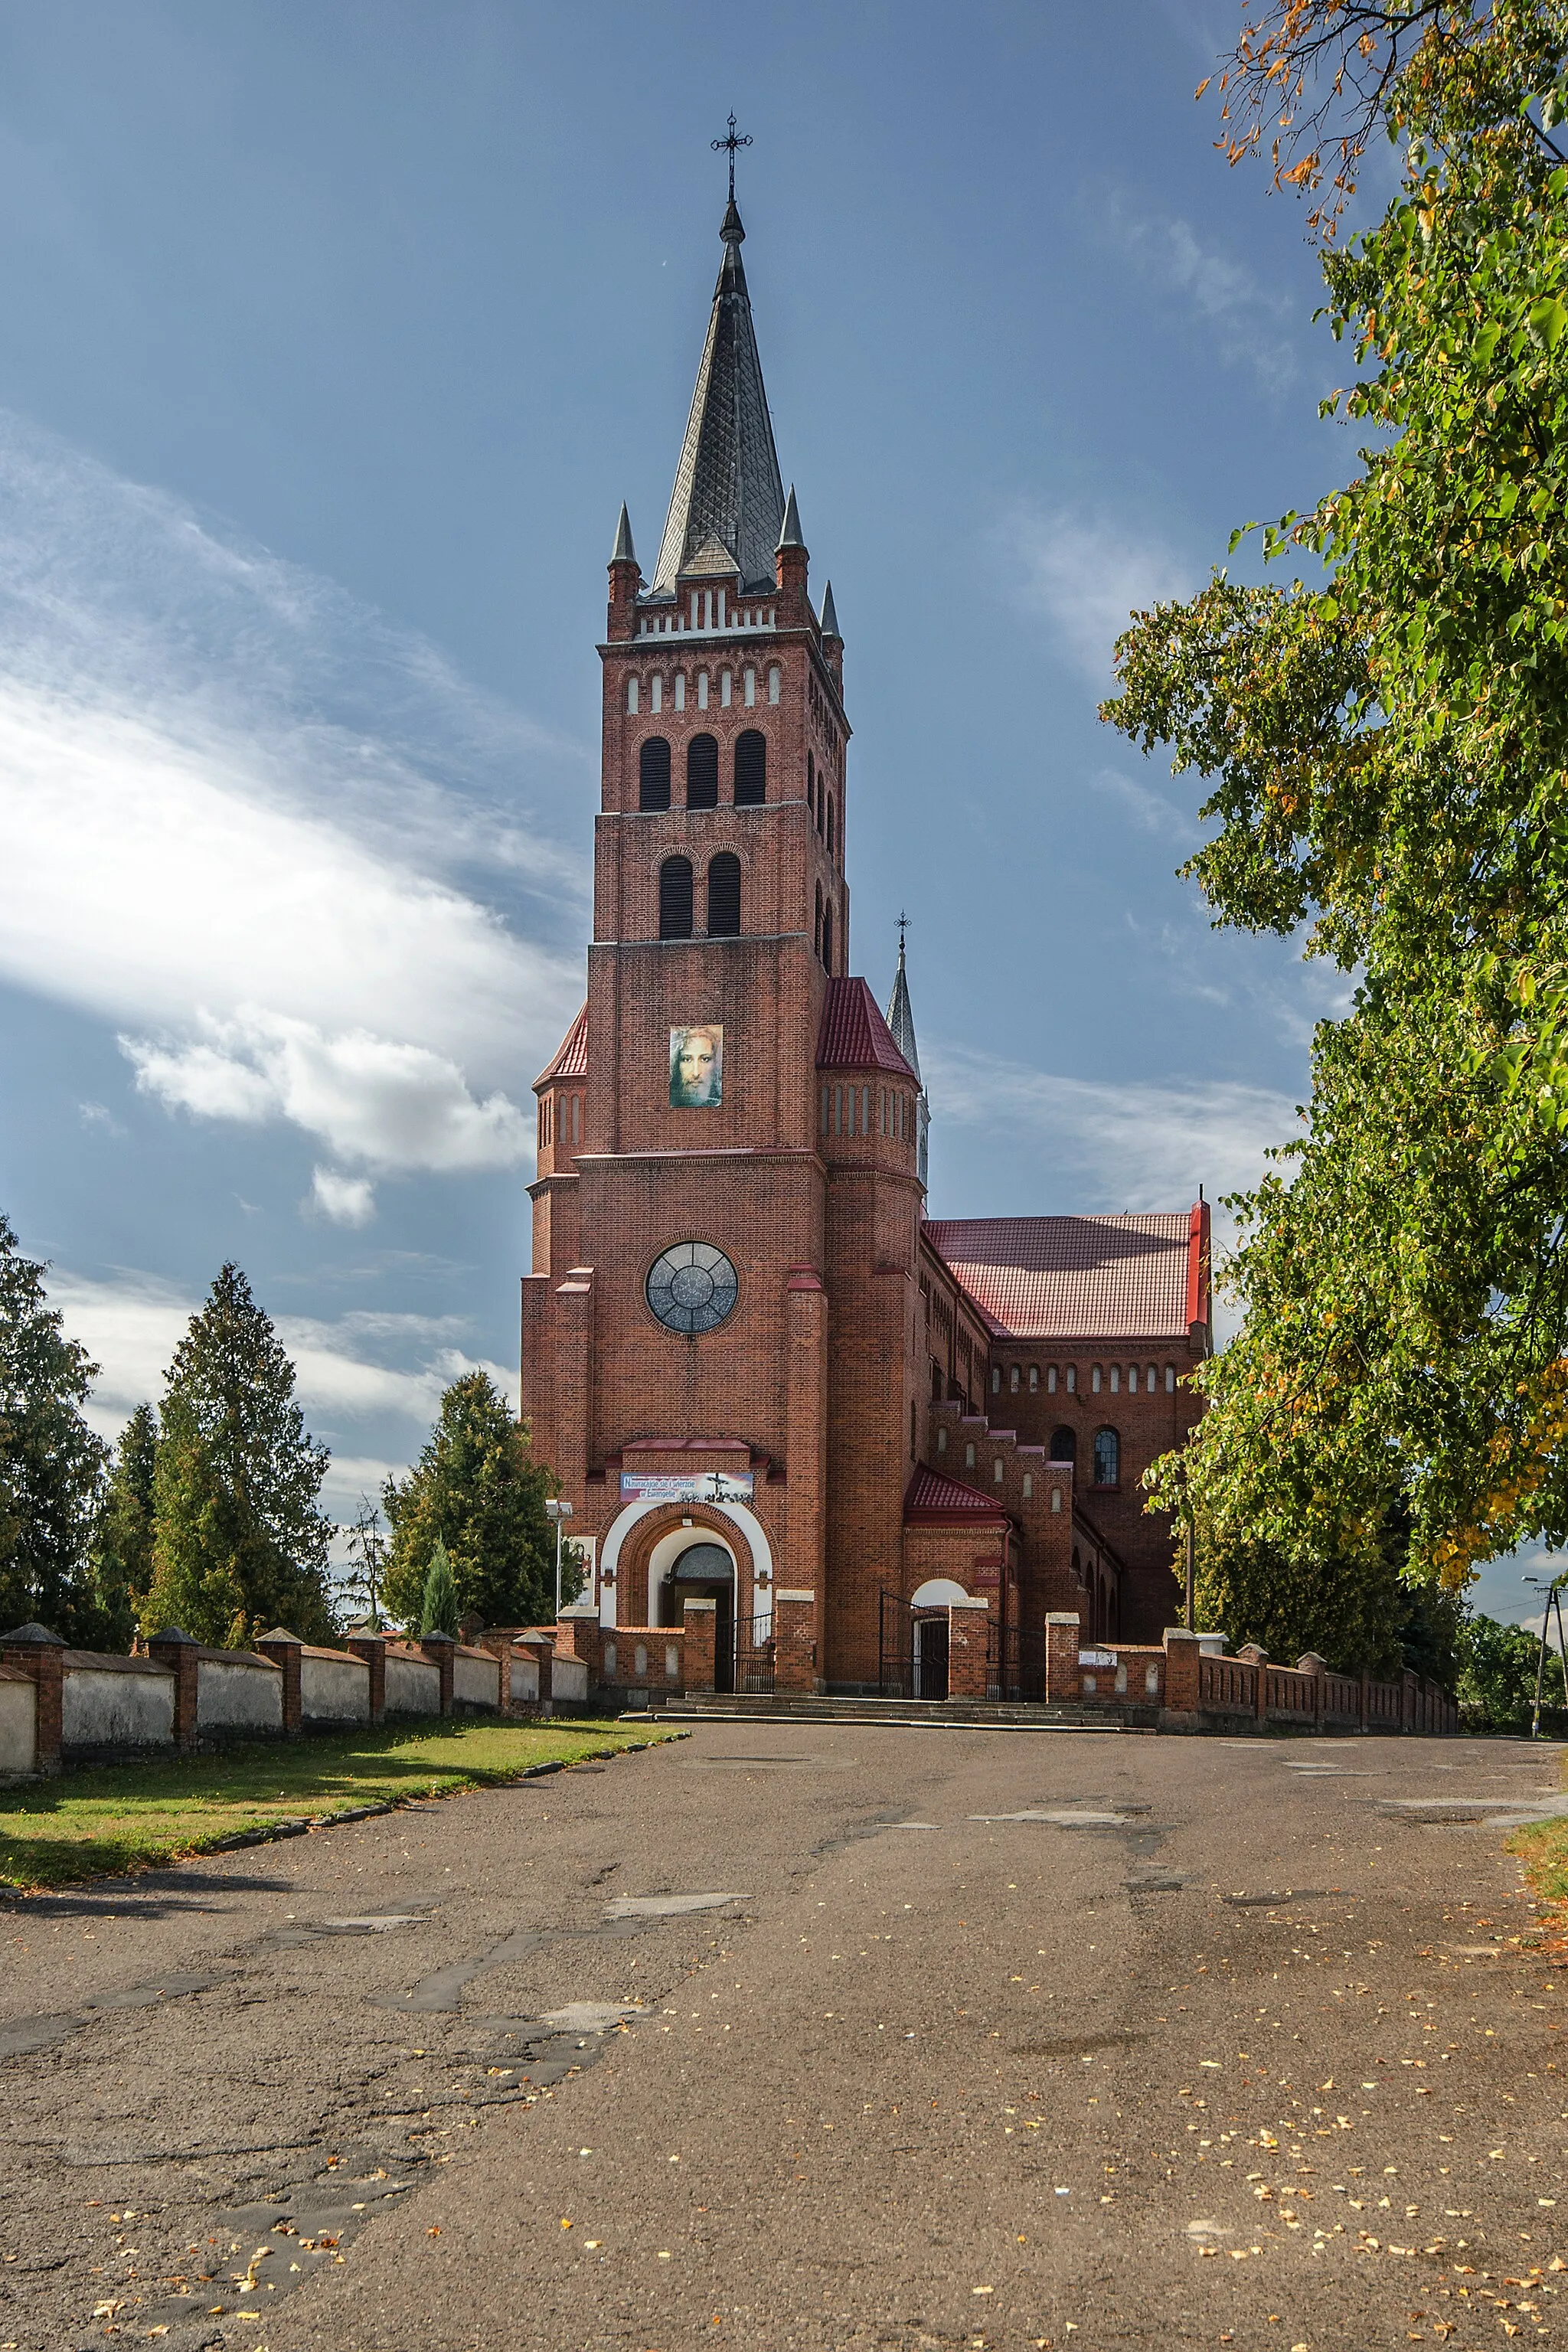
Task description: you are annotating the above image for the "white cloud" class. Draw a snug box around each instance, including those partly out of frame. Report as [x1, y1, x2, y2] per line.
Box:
[1004, 509, 1192, 687]
[0, 410, 588, 1172]
[49, 1269, 517, 1457]
[1091, 765, 1195, 842]
[310, 1167, 377, 1227]
[1106, 199, 1296, 390]
[127, 1011, 532, 1175]
[924, 1040, 1297, 1210]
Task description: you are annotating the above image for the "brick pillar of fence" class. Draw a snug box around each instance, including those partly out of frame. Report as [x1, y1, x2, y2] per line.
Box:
[682, 1598, 717, 1692]
[514, 1633, 554, 1708]
[475, 1630, 513, 1713]
[420, 1632, 456, 1716]
[1044, 1612, 1080, 1704]
[1162, 1628, 1201, 1719]
[947, 1599, 991, 1700]
[1297, 1652, 1328, 1730]
[148, 1626, 201, 1750]
[773, 1592, 816, 1694]
[1, 1623, 65, 1771]
[345, 1633, 387, 1723]
[256, 1629, 303, 1733]
[1359, 1667, 1370, 1732]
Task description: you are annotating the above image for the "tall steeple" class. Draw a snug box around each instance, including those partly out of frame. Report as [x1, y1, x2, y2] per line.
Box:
[887, 921, 930, 1191]
[651, 198, 787, 596]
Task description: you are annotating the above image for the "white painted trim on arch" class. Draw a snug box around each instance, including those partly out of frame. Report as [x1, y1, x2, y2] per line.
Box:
[597, 1496, 776, 1634]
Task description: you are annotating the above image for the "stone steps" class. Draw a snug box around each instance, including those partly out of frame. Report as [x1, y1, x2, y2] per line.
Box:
[624, 1692, 1159, 1733]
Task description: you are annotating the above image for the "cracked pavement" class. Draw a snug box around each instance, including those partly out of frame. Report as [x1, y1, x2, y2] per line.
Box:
[2, 1726, 1566, 2349]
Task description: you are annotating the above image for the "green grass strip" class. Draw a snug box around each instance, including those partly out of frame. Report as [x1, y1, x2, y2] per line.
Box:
[0, 1717, 679, 1891]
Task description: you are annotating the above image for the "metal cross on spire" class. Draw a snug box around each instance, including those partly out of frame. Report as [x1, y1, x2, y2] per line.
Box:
[712, 112, 752, 203]
[897, 910, 911, 955]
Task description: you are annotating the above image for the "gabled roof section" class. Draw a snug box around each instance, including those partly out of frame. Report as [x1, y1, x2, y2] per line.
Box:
[904, 1465, 1011, 1526]
[923, 1213, 1198, 1341]
[534, 1003, 588, 1091]
[817, 978, 920, 1080]
[652, 203, 786, 597]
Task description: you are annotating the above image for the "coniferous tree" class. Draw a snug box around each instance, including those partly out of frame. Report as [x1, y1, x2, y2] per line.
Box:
[143, 1263, 333, 1647]
[382, 1371, 561, 1629]
[0, 1212, 108, 1637]
[418, 1537, 460, 1637]
[87, 1403, 158, 1651]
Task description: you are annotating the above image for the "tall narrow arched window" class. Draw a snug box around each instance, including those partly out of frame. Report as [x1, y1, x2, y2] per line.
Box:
[684, 733, 717, 808]
[814, 883, 823, 959]
[639, 737, 671, 812]
[826, 793, 836, 855]
[807, 752, 815, 818]
[1050, 1426, 1076, 1463]
[1093, 1427, 1120, 1488]
[706, 852, 741, 936]
[734, 729, 766, 805]
[658, 856, 693, 939]
[822, 902, 834, 972]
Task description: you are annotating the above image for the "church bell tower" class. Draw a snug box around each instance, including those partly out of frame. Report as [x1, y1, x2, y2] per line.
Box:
[520, 172, 926, 1689]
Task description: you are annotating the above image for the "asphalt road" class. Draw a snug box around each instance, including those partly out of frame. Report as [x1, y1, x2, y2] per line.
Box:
[3, 1722, 1567, 2352]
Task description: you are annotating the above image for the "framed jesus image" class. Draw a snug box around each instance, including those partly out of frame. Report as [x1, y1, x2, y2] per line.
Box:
[669, 1023, 724, 1109]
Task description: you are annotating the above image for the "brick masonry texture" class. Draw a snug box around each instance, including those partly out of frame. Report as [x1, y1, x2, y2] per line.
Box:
[519, 277, 1208, 1689]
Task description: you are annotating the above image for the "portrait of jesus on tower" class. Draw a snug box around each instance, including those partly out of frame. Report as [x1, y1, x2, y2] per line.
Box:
[669, 1023, 724, 1108]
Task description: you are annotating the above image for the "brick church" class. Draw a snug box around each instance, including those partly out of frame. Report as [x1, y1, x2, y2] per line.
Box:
[519, 188, 1210, 1699]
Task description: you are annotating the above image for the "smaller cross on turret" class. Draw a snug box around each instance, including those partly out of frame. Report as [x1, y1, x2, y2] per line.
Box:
[711, 112, 752, 204]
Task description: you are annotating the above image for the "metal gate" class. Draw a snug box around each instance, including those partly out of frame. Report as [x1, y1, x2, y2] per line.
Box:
[733, 1612, 776, 1696]
[987, 1616, 1044, 1703]
[878, 1589, 915, 1697]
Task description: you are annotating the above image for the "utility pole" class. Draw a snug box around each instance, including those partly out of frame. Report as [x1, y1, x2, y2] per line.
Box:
[545, 1496, 574, 1622]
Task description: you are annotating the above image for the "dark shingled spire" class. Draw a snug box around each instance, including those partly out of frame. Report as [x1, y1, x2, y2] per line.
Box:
[610, 502, 635, 565]
[652, 202, 786, 596]
[777, 484, 805, 550]
[886, 929, 930, 1191]
[819, 578, 840, 638]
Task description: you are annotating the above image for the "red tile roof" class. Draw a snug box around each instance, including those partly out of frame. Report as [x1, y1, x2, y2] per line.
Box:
[924, 1211, 1201, 1341]
[534, 1002, 588, 1089]
[816, 978, 919, 1079]
[903, 1465, 1011, 1525]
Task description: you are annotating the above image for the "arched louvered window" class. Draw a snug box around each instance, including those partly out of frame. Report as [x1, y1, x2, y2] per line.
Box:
[734, 729, 766, 805]
[706, 852, 741, 936]
[687, 733, 719, 809]
[822, 901, 834, 972]
[826, 793, 836, 855]
[658, 856, 693, 939]
[814, 883, 823, 959]
[639, 737, 671, 812]
[1050, 1426, 1076, 1464]
[1093, 1427, 1120, 1488]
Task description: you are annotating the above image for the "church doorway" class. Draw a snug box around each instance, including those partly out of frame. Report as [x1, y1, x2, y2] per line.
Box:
[914, 1614, 949, 1701]
[657, 1537, 737, 1692]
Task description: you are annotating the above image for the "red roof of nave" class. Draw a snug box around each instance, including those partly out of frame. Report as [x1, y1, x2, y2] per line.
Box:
[534, 1003, 589, 1089]
[817, 978, 920, 1080]
[903, 1465, 1011, 1525]
[924, 1211, 1202, 1341]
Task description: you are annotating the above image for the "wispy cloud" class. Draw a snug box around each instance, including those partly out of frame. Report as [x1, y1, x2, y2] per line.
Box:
[924, 1040, 1297, 1210]
[1091, 765, 1196, 843]
[1003, 509, 1192, 687]
[1106, 198, 1297, 390]
[0, 411, 588, 1214]
[51, 1268, 516, 1467]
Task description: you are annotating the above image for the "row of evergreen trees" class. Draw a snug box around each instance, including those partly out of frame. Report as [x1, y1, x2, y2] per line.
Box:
[0, 1213, 568, 1651]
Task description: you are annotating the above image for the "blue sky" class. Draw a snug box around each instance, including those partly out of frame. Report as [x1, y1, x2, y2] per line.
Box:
[0, 2, 1543, 1622]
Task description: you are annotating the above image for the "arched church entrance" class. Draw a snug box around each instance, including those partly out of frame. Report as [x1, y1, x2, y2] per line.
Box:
[645, 1525, 738, 1692]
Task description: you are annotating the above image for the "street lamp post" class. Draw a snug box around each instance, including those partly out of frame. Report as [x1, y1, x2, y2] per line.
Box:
[544, 1497, 573, 1622]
